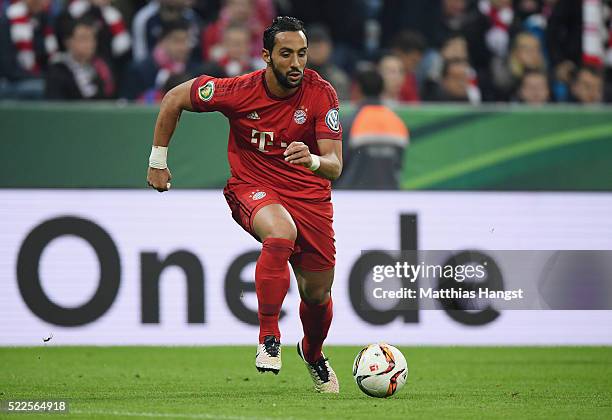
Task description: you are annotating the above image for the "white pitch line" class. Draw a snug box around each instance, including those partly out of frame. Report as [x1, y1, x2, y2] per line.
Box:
[71, 409, 294, 420]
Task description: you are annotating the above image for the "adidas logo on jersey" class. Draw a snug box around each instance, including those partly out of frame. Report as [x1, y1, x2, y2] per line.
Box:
[246, 111, 260, 120]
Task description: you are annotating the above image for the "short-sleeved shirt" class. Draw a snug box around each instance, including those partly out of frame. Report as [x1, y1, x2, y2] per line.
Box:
[190, 68, 342, 201]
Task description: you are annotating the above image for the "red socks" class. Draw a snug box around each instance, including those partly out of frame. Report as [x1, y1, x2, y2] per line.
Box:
[300, 297, 333, 363]
[255, 237, 294, 343]
[255, 236, 333, 359]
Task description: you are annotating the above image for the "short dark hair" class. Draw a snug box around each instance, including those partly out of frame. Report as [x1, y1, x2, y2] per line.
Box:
[521, 69, 548, 82]
[160, 18, 190, 40]
[263, 16, 306, 53]
[442, 33, 465, 45]
[391, 31, 426, 54]
[163, 72, 192, 93]
[355, 67, 384, 98]
[307, 24, 331, 44]
[64, 17, 96, 41]
[572, 65, 603, 83]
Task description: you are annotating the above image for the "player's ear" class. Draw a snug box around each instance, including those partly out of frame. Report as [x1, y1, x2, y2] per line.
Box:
[262, 48, 271, 64]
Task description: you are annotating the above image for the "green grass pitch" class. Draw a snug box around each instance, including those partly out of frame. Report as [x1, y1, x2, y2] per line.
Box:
[1, 346, 611, 419]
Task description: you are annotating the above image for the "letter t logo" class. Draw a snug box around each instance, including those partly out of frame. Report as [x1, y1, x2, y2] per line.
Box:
[251, 130, 274, 152]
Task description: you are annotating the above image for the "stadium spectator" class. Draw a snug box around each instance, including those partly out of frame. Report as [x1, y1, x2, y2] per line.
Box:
[112, 0, 148, 26]
[422, 34, 472, 96]
[515, 69, 550, 105]
[191, 0, 222, 24]
[514, 0, 542, 23]
[441, 33, 470, 61]
[428, 34, 492, 101]
[121, 18, 195, 100]
[44, 18, 115, 100]
[431, 0, 489, 71]
[512, 31, 546, 68]
[390, 30, 427, 103]
[425, 58, 481, 104]
[545, 0, 579, 102]
[431, 0, 470, 46]
[336, 67, 409, 190]
[305, 24, 350, 101]
[201, 0, 275, 61]
[137, 71, 191, 104]
[379, 0, 436, 48]
[491, 31, 546, 100]
[213, 24, 261, 77]
[478, 0, 515, 58]
[2, 0, 612, 106]
[55, 0, 131, 78]
[0, 0, 64, 16]
[378, 54, 406, 105]
[131, 0, 201, 62]
[282, 0, 369, 72]
[513, 0, 549, 41]
[570, 66, 604, 104]
[0, 0, 58, 99]
[546, 0, 612, 102]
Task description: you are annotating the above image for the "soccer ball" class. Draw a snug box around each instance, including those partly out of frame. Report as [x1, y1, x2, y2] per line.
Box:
[352, 343, 408, 398]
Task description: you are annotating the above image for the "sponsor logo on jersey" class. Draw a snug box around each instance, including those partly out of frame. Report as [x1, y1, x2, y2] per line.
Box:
[325, 108, 340, 132]
[251, 130, 278, 152]
[246, 111, 260, 120]
[293, 109, 307, 124]
[249, 190, 267, 201]
[198, 81, 214, 101]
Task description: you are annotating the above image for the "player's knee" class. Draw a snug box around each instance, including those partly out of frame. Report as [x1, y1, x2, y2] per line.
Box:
[253, 206, 297, 242]
[261, 222, 297, 242]
[301, 286, 331, 305]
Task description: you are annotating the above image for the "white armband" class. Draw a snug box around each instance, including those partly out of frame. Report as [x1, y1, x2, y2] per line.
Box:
[308, 154, 321, 172]
[149, 146, 168, 169]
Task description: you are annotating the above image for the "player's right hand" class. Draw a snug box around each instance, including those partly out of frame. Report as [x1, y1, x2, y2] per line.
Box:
[147, 167, 172, 192]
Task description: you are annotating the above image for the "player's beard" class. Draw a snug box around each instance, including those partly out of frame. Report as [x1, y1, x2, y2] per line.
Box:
[270, 58, 303, 89]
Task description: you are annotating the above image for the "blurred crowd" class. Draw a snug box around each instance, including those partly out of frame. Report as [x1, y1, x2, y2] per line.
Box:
[1, 0, 611, 104]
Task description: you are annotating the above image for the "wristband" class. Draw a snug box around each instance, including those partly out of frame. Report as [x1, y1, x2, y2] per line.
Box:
[149, 146, 168, 169]
[308, 154, 321, 171]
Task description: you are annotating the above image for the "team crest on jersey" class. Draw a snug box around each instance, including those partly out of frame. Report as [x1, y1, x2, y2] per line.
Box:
[198, 81, 214, 101]
[249, 190, 266, 201]
[293, 108, 307, 124]
[325, 108, 340, 132]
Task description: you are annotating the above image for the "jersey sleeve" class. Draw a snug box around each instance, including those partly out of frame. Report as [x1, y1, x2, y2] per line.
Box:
[190, 75, 235, 114]
[314, 84, 343, 141]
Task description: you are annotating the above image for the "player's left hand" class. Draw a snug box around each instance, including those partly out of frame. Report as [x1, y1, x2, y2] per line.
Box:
[284, 141, 313, 168]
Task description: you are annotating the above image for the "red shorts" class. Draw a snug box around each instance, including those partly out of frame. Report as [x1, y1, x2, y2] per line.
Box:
[223, 178, 335, 271]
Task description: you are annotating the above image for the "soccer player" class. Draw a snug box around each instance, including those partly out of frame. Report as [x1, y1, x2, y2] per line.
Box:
[146, 16, 342, 393]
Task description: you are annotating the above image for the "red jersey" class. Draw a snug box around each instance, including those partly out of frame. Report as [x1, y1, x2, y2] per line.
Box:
[189, 69, 342, 201]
